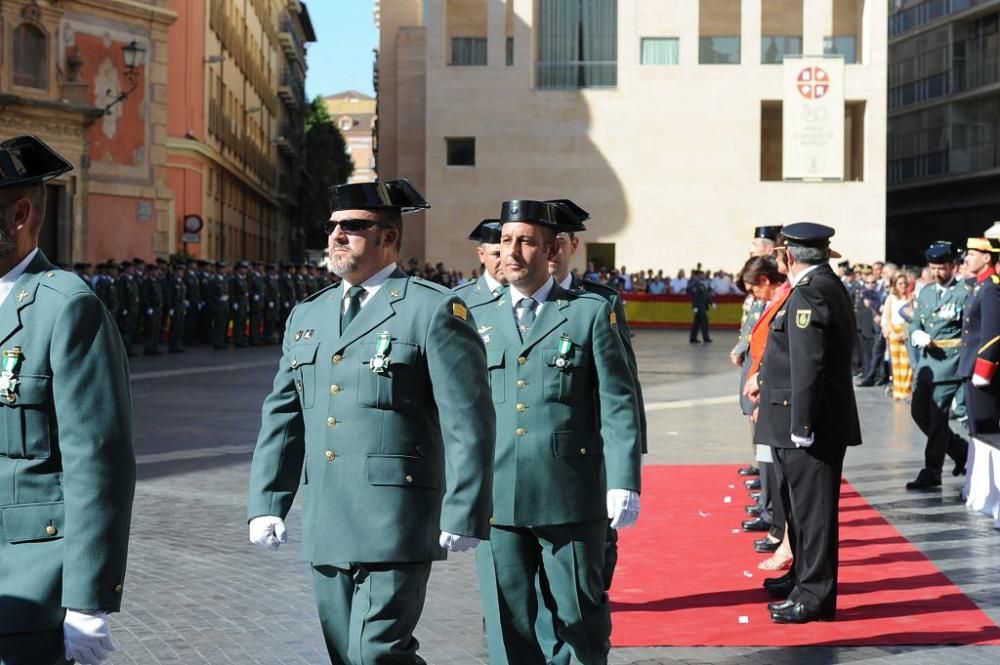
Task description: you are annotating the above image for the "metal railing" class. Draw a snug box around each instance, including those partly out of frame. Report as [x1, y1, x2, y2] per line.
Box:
[890, 0, 999, 38]
[889, 43, 1000, 110]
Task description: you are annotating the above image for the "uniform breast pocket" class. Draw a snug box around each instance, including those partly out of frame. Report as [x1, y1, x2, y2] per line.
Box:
[543, 346, 593, 404]
[486, 346, 505, 404]
[357, 341, 420, 410]
[2, 374, 52, 459]
[289, 343, 320, 409]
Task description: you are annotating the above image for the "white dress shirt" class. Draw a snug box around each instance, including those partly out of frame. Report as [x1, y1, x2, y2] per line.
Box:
[789, 263, 823, 288]
[509, 277, 555, 318]
[340, 262, 398, 313]
[0, 248, 39, 306]
[484, 271, 503, 294]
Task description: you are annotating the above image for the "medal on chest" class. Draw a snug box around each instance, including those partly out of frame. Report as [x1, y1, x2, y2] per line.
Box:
[369, 331, 392, 374]
[0, 346, 23, 402]
[554, 334, 574, 369]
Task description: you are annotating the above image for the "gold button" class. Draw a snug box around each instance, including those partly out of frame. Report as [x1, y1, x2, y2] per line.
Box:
[327, 417, 337, 427]
[782, 400, 789, 406]
[330, 384, 341, 395]
[516, 403, 526, 413]
[114, 583, 123, 593]
[325, 450, 336, 461]
[579, 448, 587, 455]
[405, 474, 413, 483]
[488, 516, 495, 525]
[45, 525, 57, 536]
[332, 354, 343, 364]
[516, 379, 527, 389]
[517, 356, 527, 365]
[290, 359, 299, 368]
[516, 428, 526, 437]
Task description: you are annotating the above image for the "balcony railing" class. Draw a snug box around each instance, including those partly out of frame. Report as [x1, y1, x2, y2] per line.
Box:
[889, 43, 1000, 110]
[890, 0, 999, 39]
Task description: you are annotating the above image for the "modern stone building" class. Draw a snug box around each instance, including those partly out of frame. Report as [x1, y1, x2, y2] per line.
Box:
[0, 0, 175, 264]
[376, 0, 888, 273]
[165, 0, 315, 262]
[887, 0, 1000, 263]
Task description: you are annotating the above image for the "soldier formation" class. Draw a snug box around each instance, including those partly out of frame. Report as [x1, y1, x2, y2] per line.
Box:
[70, 258, 338, 355]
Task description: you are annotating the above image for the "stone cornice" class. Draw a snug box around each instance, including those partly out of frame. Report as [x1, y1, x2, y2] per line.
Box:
[68, 0, 178, 26]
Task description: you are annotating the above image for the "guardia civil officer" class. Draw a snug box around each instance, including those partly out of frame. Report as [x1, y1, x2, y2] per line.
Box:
[958, 238, 1000, 502]
[906, 241, 970, 489]
[755, 223, 861, 624]
[207, 261, 230, 349]
[0, 136, 134, 665]
[182, 259, 201, 346]
[249, 260, 266, 345]
[454, 220, 506, 307]
[263, 262, 281, 344]
[164, 263, 187, 353]
[140, 262, 164, 355]
[230, 261, 250, 348]
[115, 260, 140, 356]
[469, 199, 641, 665]
[247, 179, 494, 665]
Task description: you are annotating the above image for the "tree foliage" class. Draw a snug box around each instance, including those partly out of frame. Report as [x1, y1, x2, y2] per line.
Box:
[303, 97, 353, 247]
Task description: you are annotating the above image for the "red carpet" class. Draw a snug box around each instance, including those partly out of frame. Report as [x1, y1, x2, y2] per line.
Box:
[610, 465, 1000, 646]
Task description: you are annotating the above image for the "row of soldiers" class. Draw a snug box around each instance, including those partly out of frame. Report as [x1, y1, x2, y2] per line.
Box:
[71, 258, 337, 355]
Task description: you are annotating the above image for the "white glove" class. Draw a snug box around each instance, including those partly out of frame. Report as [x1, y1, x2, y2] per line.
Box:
[122, 309, 127, 316]
[792, 433, 815, 448]
[973, 374, 990, 388]
[911, 330, 931, 348]
[249, 516, 287, 550]
[438, 531, 480, 552]
[145, 308, 153, 316]
[64, 610, 114, 664]
[607, 489, 640, 529]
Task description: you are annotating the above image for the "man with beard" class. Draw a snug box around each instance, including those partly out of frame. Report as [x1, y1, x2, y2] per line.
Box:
[0, 135, 134, 665]
[247, 179, 494, 665]
[454, 219, 507, 307]
[906, 242, 971, 489]
[469, 199, 641, 665]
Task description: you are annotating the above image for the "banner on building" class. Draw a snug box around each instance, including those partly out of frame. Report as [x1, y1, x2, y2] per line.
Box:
[782, 56, 844, 181]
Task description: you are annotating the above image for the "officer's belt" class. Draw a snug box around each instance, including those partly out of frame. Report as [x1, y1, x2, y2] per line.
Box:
[932, 338, 962, 349]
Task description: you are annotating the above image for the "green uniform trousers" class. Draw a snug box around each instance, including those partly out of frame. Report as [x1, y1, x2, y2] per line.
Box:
[312, 562, 431, 665]
[477, 520, 610, 665]
[0, 632, 67, 665]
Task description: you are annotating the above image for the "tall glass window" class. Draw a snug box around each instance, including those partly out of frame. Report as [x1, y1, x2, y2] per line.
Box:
[451, 37, 488, 65]
[761, 0, 803, 64]
[641, 38, 680, 65]
[13, 24, 48, 89]
[699, 0, 741, 64]
[537, 0, 618, 89]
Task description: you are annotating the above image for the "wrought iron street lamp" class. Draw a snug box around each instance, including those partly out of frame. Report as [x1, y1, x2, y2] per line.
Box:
[104, 40, 147, 115]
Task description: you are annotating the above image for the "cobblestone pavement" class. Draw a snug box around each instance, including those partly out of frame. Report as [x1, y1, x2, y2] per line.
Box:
[102, 331, 1000, 664]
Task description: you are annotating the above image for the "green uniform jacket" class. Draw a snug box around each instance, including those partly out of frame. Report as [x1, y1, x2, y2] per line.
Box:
[247, 269, 495, 564]
[909, 279, 971, 383]
[470, 282, 641, 527]
[453, 275, 501, 308]
[0, 252, 134, 634]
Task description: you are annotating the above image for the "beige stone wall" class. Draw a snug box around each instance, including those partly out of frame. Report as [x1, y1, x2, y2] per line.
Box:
[380, 0, 888, 273]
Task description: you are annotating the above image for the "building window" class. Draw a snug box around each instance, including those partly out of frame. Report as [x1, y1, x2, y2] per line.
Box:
[824, 36, 857, 64]
[506, 37, 514, 66]
[339, 117, 354, 131]
[760, 102, 783, 182]
[761, 36, 803, 64]
[761, 0, 802, 64]
[699, 0, 741, 65]
[451, 37, 487, 66]
[640, 38, 680, 65]
[446, 137, 476, 166]
[537, 0, 618, 90]
[13, 23, 48, 89]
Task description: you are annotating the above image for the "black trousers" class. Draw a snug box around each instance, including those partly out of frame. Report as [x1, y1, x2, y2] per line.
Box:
[910, 374, 969, 477]
[143, 311, 161, 353]
[759, 459, 786, 540]
[0, 632, 68, 665]
[773, 444, 846, 613]
[690, 310, 711, 342]
[860, 334, 888, 383]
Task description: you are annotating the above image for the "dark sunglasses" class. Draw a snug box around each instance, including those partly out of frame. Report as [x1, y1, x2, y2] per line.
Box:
[323, 218, 383, 235]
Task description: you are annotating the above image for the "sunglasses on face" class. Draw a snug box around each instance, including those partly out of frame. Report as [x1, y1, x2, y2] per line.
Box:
[323, 218, 382, 235]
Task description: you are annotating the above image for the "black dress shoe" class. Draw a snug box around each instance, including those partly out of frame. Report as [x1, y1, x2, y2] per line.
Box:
[953, 460, 968, 477]
[745, 478, 761, 490]
[767, 599, 794, 612]
[738, 466, 760, 477]
[755, 539, 781, 553]
[742, 517, 771, 532]
[770, 602, 835, 624]
[745, 504, 763, 515]
[855, 379, 875, 387]
[906, 468, 942, 490]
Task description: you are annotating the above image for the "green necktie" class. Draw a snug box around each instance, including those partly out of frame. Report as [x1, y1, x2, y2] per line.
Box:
[341, 285, 366, 333]
[516, 297, 537, 340]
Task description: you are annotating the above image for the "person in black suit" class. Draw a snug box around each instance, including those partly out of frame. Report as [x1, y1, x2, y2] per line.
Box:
[753, 222, 863, 624]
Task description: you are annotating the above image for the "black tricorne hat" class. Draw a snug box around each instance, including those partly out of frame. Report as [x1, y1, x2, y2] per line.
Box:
[754, 225, 783, 242]
[468, 219, 502, 244]
[0, 135, 73, 190]
[499, 199, 588, 232]
[328, 179, 430, 215]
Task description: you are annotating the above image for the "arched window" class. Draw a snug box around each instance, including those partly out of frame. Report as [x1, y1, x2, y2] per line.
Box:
[13, 23, 48, 89]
